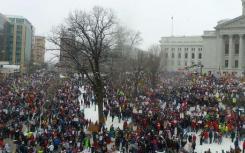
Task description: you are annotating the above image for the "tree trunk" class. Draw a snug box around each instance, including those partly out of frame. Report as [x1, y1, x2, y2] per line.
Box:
[133, 75, 139, 98]
[152, 74, 156, 90]
[94, 57, 105, 123]
[95, 89, 104, 124]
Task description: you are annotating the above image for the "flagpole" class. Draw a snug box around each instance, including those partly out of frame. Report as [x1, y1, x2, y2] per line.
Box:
[171, 16, 174, 37]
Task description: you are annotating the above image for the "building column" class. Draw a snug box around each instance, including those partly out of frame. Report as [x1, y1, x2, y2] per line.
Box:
[168, 50, 171, 71]
[228, 35, 233, 69]
[188, 49, 192, 66]
[195, 48, 199, 64]
[218, 35, 224, 69]
[239, 34, 244, 69]
[182, 49, 185, 67]
[12, 25, 17, 64]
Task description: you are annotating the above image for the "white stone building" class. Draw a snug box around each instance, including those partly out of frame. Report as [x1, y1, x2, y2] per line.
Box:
[160, 0, 245, 75]
[160, 36, 203, 72]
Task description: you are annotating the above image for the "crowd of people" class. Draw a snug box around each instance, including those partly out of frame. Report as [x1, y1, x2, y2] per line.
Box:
[0, 70, 244, 153]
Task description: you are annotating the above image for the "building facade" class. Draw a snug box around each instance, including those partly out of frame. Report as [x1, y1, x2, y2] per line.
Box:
[32, 36, 45, 64]
[6, 15, 34, 71]
[160, 36, 203, 71]
[58, 31, 80, 72]
[0, 13, 9, 61]
[203, 18, 245, 74]
[0, 14, 36, 73]
[161, 0, 245, 75]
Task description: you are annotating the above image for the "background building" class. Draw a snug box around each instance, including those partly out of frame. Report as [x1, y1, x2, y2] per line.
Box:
[58, 30, 83, 73]
[203, 11, 245, 74]
[0, 13, 9, 61]
[6, 15, 34, 72]
[160, 36, 203, 72]
[32, 36, 45, 65]
[160, 0, 245, 75]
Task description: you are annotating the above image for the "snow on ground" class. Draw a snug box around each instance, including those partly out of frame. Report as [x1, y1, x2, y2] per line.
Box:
[79, 87, 243, 152]
[188, 132, 243, 152]
[83, 104, 132, 130]
[79, 87, 131, 129]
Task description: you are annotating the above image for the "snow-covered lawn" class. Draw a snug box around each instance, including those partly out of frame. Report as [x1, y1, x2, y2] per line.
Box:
[81, 105, 243, 152]
[79, 87, 130, 129]
[79, 87, 243, 153]
[188, 132, 243, 152]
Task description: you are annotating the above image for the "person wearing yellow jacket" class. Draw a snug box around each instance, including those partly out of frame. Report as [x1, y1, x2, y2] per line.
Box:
[225, 125, 229, 133]
[38, 149, 44, 153]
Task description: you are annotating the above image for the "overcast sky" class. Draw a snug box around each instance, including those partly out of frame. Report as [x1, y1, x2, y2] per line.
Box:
[0, 0, 242, 62]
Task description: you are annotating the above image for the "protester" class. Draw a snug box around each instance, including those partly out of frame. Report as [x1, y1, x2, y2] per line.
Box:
[0, 70, 244, 153]
[243, 140, 245, 153]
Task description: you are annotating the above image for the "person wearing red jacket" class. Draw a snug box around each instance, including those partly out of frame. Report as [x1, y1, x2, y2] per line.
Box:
[156, 122, 161, 132]
[0, 138, 4, 149]
[123, 121, 128, 130]
[204, 131, 209, 143]
[191, 120, 197, 132]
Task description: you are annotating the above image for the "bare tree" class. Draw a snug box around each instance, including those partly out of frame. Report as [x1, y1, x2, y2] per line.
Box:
[146, 44, 161, 89]
[131, 49, 147, 97]
[110, 26, 142, 86]
[49, 7, 116, 123]
[114, 26, 142, 56]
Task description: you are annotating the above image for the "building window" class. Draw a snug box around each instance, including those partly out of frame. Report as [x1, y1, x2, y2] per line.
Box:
[171, 48, 175, 51]
[225, 60, 229, 68]
[191, 61, 195, 65]
[198, 53, 202, 59]
[184, 61, 187, 66]
[198, 48, 202, 51]
[235, 44, 239, 54]
[185, 48, 188, 51]
[185, 53, 188, 59]
[165, 53, 168, 58]
[178, 48, 181, 51]
[178, 53, 181, 59]
[225, 44, 229, 55]
[192, 53, 195, 59]
[172, 52, 175, 58]
[235, 60, 239, 68]
[191, 48, 195, 51]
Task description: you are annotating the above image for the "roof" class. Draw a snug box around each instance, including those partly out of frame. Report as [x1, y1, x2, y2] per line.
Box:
[0, 13, 9, 22]
[215, 15, 244, 29]
[35, 36, 45, 39]
[203, 31, 216, 37]
[5, 15, 25, 19]
[5, 14, 33, 26]
[160, 36, 203, 46]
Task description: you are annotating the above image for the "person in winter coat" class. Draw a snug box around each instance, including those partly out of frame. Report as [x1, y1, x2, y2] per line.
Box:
[192, 134, 197, 143]
[200, 135, 203, 145]
[109, 126, 115, 139]
[192, 141, 196, 152]
[243, 140, 245, 153]
[231, 131, 236, 142]
[83, 136, 91, 149]
[234, 137, 239, 149]
[0, 138, 4, 150]
[209, 131, 213, 144]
